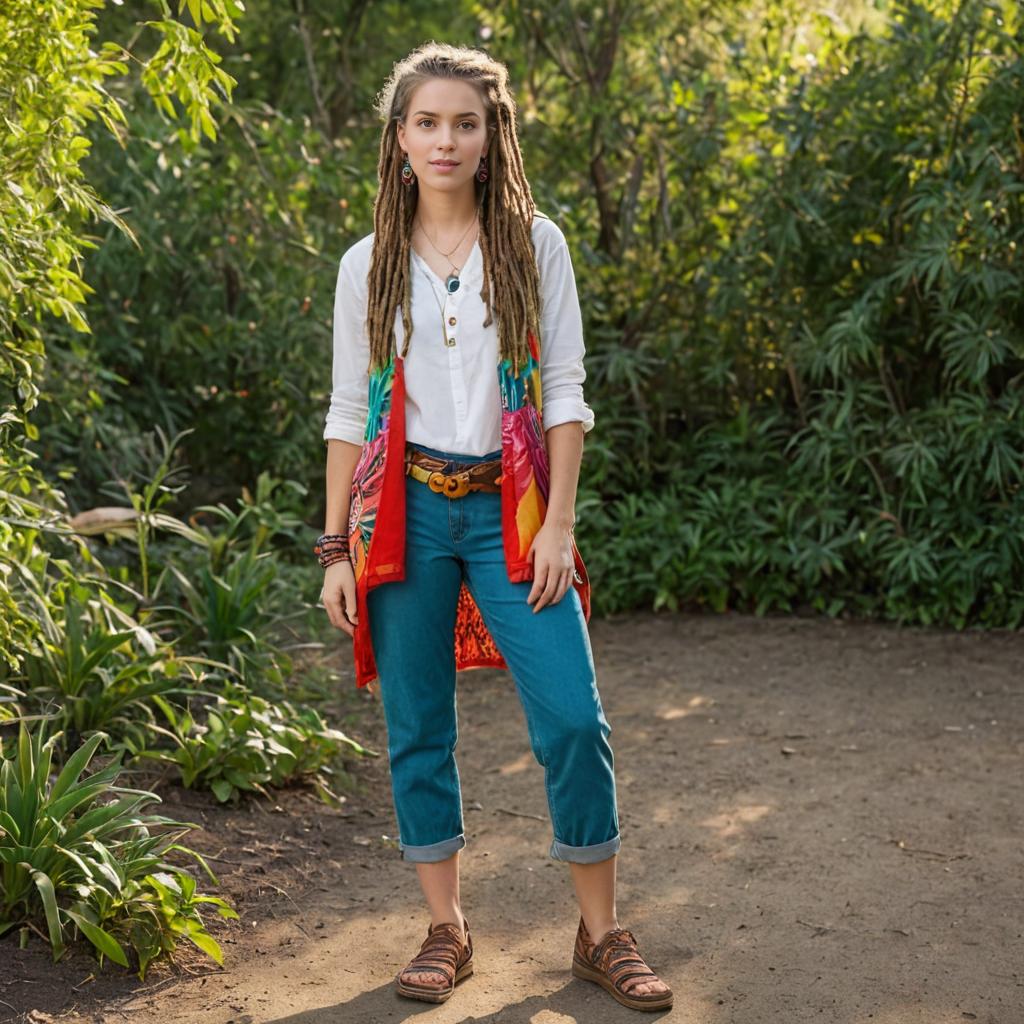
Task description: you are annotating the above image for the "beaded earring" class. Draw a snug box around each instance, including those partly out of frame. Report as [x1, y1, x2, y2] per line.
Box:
[401, 155, 415, 186]
[476, 155, 489, 183]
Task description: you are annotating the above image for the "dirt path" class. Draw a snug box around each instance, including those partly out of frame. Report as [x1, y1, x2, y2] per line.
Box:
[4, 611, 1023, 1024]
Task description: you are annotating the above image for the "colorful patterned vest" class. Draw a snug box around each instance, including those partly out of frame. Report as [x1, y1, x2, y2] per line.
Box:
[346, 328, 592, 688]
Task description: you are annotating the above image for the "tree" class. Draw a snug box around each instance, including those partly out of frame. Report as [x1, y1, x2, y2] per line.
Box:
[0, 0, 241, 670]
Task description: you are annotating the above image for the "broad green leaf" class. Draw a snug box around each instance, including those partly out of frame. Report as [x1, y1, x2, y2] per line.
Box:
[29, 869, 64, 959]
[63, 908, 129, 968]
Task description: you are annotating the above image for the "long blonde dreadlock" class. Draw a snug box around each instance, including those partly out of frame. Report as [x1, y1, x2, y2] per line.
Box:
[366, 42, 541, 378]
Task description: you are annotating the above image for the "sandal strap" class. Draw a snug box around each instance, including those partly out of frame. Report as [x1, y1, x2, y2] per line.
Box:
[591, 927, 663, 995]
[399, 922, 468, 984]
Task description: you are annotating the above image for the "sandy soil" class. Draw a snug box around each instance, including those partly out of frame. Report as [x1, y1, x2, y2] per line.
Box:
[2, 610, 1022, 1024]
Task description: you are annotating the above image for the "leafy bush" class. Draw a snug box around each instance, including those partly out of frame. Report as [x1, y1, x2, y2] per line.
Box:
[148, 471, 316, 692]
[0, 531, 212, 754]
[566, 0, 1024, 625]
[2, 443, 375, 807]
[0, 723, 237, 978]
[13, 588, 193, 749]
[139, 687, 374, 804]
[580, 398, 1024, 626]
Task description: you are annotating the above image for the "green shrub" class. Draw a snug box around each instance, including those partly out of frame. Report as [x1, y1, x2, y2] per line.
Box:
[148, 472, 314, 692]
[140, 687, 375, 804]
[0, 723, 237, 978]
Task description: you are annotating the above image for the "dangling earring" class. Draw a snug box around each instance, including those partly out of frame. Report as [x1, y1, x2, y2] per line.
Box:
[476, 155, 489, 183]
[401, 155, 415, 186]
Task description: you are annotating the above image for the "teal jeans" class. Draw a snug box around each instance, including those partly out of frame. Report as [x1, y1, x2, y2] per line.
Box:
[367, 442, 620, 864]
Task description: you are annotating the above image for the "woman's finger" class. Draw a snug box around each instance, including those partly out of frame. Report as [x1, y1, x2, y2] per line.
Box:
[554, 567, 572, 604]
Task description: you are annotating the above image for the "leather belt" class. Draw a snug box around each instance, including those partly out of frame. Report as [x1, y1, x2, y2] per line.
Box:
[405, 446, 503, 498]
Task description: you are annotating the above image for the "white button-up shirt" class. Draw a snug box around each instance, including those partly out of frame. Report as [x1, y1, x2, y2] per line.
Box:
[323, 213, 596, 456]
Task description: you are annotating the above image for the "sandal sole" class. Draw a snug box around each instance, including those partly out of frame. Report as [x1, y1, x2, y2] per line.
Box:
[572, 952, 673, 1011]
[395, 959, 474, 1003]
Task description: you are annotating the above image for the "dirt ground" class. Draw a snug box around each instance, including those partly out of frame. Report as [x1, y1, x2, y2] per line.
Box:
[2, 609, 1023, 1024]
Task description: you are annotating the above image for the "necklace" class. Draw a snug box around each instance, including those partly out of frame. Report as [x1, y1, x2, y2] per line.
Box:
[414, 212, 479, 294]
[415, 262, 457, 349]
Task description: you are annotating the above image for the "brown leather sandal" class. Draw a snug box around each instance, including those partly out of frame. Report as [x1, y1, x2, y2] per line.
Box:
[572, 916, 673, 1011]
[395, 916, 473, 1003]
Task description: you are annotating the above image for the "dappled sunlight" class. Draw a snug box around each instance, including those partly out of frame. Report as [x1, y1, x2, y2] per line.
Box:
[700, 802, 774, 839]
[656, 694, 714, 720]
[241, 867, 740, 1024]
[498, 750, 537, 775]
[652, 803, 676, 825]
[214, 891, 699, 1022]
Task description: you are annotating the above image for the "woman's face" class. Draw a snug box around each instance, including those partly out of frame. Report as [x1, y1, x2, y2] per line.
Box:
[397, 77, 489, 195]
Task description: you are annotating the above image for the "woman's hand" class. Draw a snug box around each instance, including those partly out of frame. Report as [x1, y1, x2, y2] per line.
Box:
[526, 522, 575, 613]
[321, 559, 358, 636]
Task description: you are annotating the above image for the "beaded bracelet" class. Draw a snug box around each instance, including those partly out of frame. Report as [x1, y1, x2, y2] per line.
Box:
[315, 534, 349, 553]
[319, 551, 351, 569]
[315, 548, 351, 568]
[314, 533, 351, 569]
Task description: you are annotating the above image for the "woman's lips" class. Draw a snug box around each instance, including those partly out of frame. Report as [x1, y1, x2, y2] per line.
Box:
[431, 161, 459, 172]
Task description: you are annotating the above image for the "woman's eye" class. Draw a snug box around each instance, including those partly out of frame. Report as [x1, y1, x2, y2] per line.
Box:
[417, 119, 476, 130]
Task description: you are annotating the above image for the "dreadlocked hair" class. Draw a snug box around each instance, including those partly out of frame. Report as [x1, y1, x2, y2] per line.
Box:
[367, 41, 541, 378]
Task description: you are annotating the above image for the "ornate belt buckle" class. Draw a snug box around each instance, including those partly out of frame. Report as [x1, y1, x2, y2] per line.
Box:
[427, 470, 470, 498]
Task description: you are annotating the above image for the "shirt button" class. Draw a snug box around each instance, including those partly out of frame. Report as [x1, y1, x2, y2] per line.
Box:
[446, 337, 456, 347]
[448, 316, 457, 326]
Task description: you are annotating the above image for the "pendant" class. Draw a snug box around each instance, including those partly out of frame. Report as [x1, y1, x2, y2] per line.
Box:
[445, 273, 460, 294]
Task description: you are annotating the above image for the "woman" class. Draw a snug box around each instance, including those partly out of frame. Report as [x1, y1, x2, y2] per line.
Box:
[317, 42, 672, 1013]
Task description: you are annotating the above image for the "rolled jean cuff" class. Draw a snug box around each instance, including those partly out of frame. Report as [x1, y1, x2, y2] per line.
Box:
[400, 832, 467, 863]
[549, 832, 621, 864]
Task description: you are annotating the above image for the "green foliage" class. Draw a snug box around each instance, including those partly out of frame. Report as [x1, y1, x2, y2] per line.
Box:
[0, 434, 371, 807]
[13, 0, 1021, 649]
[14, 587, 190, 746]
[526, 0, 1023, 624]
[139, 688, 374, 804]
[0, 0, 380, 972]
[0, 522, 209, 750]
[580, 400, 1024, 626]
[0, 723, 237, 978]
[0, 0, 243, 672]
[147, 469, 315, 689]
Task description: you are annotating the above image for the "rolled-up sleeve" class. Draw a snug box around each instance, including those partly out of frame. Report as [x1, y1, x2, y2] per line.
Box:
[323, 246, 369, 444]
[536, 220, 596, 433]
